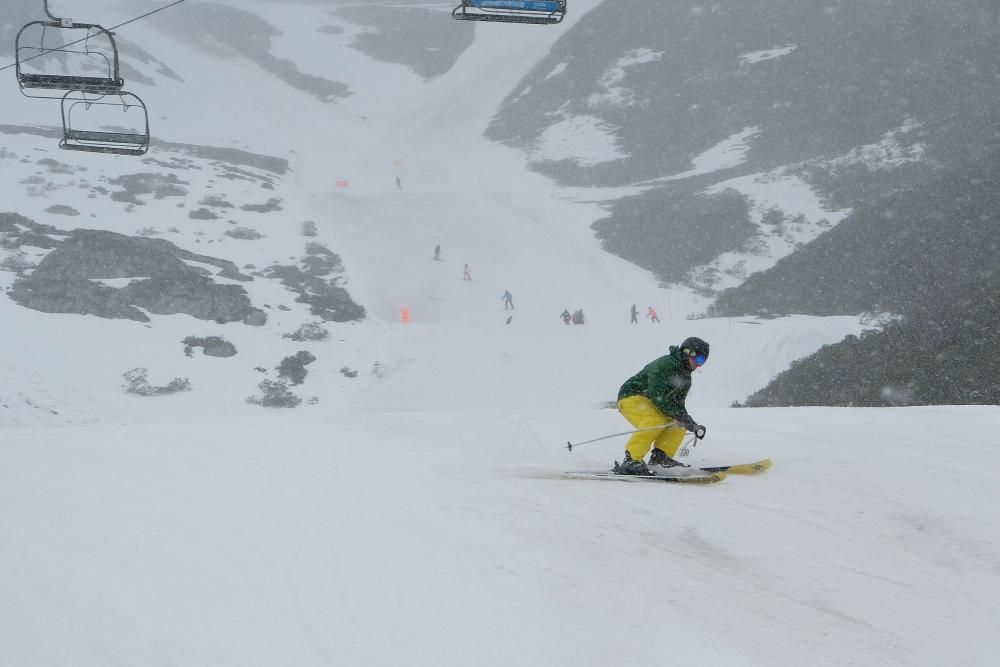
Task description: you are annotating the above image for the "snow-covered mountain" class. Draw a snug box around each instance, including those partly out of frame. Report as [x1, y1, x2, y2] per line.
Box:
[2, 0, 872, 420]
[4, 0, 998, 406]
[1, 2, 999, 666]
[487, 0, 1000, 405]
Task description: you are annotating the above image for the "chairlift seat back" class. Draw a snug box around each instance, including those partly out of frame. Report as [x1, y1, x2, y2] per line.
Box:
[15, 20, 124, 97]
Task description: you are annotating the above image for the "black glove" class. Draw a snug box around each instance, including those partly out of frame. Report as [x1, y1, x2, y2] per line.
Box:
[677, 414, 706, 440]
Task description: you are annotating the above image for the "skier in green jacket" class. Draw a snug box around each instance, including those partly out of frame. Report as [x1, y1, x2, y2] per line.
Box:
[616, 337, 709, 475]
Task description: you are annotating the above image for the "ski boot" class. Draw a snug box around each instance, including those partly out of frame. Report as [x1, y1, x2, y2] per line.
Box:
[615, 451, 651, 475]
[649, 448, 684, 469]
[647, 448, 704, 477]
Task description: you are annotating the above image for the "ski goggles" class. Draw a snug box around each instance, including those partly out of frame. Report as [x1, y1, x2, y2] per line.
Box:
[691, 353, 707, 366]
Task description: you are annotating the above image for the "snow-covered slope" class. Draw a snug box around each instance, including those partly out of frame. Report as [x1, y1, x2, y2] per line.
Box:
[3, 404, 999, 666]
[2, 2, 998, 665]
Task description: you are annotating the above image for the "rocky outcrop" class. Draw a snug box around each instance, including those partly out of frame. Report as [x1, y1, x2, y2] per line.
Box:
[183, 336, 238, 358]
[9, 228, 267, 325]
[265, 242, 365, 322]
[0, 212, 63, 249]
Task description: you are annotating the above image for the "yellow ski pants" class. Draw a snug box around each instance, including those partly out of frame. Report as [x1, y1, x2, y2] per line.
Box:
[617, 395, 686, 461]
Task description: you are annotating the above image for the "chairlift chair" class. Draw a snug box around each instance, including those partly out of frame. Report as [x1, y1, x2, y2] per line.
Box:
[452, 0, 566, 25]
[14, 0, 124, 97]
[59, 91, 150, 156]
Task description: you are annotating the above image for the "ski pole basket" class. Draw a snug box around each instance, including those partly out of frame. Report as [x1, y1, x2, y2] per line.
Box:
[452, 0, 566, 25]
[59, 91, 150, 156]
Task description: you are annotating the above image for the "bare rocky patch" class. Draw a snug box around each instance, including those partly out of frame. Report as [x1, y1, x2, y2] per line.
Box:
[240, 197, 283, 213]
[44, 205, 80, 216]
[108, 173, 190, 205]
[7, 219, 266, 325]
[264, 242, 365, 322]
[183, 336, 238, 358]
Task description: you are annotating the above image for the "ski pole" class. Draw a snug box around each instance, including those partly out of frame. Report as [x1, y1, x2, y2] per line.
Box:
[676, 432, 700, 457]
[566, 424, 674, 451]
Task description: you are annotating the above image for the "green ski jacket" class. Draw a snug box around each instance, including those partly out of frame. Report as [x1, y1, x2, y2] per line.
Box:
[617, 346, 694, 422]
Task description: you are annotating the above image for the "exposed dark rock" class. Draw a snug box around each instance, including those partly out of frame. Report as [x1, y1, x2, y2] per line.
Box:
[44, 205, 80, 216]
[122, 368, 192, 396]
[246, 379, 301, 408]
[36, 158, 79, 174]
[0, 212, 63, 249]
[188, 208, 219, 220]
[240, 198, 283, 213]
[243, 310, 267, 326]
[199, 194, 234, 208]
[147, 2, 350, 103]
[277, 351, 317, 385]
[108, 173, 190, 205]
[0, 251, 35, 273]
[265, 243, 365, 322]
[183, 336, 238, 358]
[719, 152, 1000, 407]
[283, 322, 328, 341]
[335, 4, 474, 79]
[224, 226, 263, 240]
[8, 227, 265, 325]
[13, 275, 149, 321]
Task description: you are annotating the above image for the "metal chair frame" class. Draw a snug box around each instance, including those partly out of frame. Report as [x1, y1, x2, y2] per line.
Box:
[15, 1, 124, 97]
[452, 0, 566, 25]
[59, 91, 150, 156]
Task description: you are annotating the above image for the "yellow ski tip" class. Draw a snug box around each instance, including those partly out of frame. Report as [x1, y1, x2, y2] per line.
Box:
[725, 459, 773, 475]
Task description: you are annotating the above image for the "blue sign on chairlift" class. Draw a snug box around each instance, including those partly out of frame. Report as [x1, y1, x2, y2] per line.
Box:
[453, 0, 566, 25]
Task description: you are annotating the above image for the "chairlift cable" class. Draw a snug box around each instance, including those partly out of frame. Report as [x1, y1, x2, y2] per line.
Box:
[103, 0, 190, 34]
[1, 0, 189, 73]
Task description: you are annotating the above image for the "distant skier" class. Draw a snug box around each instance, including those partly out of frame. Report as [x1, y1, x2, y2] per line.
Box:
[571, 309, 585, 325]
[630, 304, 638, 324]
[502, 290, 514, 310]
[616, 337, 709, 475]
[463, 264, 472, 280]
[433, 244, 442, 261]
[646, 306, 660, 323]
[395, 175, 402, 190]
[560, 309, 571, 325]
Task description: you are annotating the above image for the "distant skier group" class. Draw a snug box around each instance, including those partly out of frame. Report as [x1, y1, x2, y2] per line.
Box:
[431, 245, 667, 331]
[630, 304, 659, 324]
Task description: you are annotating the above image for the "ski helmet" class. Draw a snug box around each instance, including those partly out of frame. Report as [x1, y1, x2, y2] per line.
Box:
[679, 336, 710, 361]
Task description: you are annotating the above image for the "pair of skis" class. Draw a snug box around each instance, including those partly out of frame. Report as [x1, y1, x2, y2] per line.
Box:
[563, 458, 772, 485]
